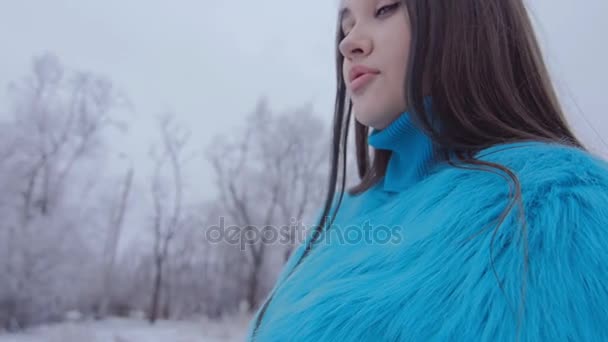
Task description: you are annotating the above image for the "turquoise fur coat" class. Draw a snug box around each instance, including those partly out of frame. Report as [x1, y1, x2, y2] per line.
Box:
[246, 109, 608, 341]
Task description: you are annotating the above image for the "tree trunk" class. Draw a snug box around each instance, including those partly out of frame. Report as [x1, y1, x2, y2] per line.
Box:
[247, 269, 259, 312]
[149, 257, 163, 323]
[246, 250, 264, 312]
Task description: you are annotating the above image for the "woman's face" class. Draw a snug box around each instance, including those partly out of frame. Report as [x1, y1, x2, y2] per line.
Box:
[339, 0, 412, 130]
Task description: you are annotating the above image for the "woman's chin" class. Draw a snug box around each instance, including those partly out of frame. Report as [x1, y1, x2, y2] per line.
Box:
[354, 110, 390, 130]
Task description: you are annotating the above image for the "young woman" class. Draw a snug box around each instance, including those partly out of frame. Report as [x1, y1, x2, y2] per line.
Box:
[247, 0, 608, 340]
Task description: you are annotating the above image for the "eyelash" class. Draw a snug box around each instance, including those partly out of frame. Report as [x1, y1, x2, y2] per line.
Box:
[342, 2, 401, 36]
[376, 2, 401, 17]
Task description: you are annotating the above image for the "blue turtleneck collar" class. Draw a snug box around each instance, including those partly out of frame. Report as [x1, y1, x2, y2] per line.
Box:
[367, 99, 439, 193]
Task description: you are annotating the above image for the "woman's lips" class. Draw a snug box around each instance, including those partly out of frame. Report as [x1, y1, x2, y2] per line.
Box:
[350, 73, 378, 94]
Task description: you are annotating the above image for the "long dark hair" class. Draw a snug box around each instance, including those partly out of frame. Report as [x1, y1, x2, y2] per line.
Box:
[252, 0, 584, 337]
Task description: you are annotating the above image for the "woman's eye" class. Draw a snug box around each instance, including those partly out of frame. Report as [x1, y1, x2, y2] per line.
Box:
[376, 2, 400, 17]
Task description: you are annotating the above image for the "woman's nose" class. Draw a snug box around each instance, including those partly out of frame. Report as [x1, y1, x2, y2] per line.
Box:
[339, 31, 373, 60]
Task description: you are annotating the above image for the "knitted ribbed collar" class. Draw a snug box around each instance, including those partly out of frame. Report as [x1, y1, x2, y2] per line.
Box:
[367, 99, 439, 192]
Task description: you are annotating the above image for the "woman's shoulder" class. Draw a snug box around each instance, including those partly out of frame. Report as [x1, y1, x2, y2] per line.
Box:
[416, 140, 608, 234]
[400, 141, 608, 339]
[474, 140, 608, 185]
[470, 142, 608, 339]
[431, 140, 608, 200]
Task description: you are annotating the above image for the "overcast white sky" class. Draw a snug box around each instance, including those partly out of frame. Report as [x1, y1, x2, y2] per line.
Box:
[0, 0, 607, 201]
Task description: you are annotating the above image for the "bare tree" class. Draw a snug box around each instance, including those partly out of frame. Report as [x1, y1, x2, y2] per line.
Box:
[147, 113, 192, 323]
[99, 161, 134, 317]
[0, 52, 128, 329]
[9, 53, 127, 221]
[207, 97, 328, 312]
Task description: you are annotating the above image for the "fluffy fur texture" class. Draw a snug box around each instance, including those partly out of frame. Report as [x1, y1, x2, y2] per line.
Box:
[247, 141, 608, 341]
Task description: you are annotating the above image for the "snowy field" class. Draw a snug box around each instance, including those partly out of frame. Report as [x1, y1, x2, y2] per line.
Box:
[0, 314, 251, 342]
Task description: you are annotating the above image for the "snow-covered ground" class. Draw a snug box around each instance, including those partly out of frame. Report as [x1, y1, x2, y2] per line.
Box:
[0, 314, 251, 342]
